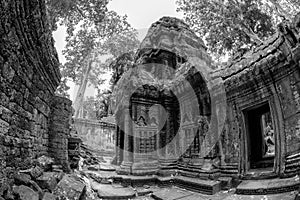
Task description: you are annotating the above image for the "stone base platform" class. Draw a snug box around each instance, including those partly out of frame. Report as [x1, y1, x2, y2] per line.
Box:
[111, 174, 221, 195]
[151, 187, 297, 200]
[85, 169, 300, 197]
[91, 180, 136, 199]
[174, 176, 221, 194]
[236, 175, 300, 195]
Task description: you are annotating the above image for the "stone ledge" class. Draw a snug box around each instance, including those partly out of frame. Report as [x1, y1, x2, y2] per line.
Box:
[174, 176, 221, 195]
[110, 174, 221, 195]
[91, 180, 136, 199]
[236, 176, 300, 195]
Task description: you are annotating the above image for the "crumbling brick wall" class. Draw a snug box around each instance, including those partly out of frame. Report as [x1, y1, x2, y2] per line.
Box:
[0, 0, 66, 170]
[49, 97, 73, 171]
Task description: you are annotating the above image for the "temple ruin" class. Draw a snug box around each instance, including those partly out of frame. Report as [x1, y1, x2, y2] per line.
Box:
[1, 0, 300, 198]
[113, 15, 300, 182]
[0, 0, 72, 171]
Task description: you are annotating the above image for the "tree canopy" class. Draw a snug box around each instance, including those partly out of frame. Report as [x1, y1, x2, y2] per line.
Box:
[46, 0, 139, 96]
[176, 0, 300, 59]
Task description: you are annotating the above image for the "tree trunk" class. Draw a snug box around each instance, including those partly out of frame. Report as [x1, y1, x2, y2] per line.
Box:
[73, 60, 93, 118]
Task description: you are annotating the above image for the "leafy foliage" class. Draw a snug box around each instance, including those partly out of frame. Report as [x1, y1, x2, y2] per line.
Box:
[95, 90, 112, 119]
[93, 46, 137, 119]
[81, 96, 98, 119]
[46, 0, 109, 32]
[47, 0, 139, 98]
[109, 51, 136, 89]
[84, 51, 136, 120]
[176, 0, 300, 58]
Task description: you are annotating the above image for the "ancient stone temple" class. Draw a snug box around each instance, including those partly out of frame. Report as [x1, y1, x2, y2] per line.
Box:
[112, 14, 300, 181]
[215, 16, 300, 178]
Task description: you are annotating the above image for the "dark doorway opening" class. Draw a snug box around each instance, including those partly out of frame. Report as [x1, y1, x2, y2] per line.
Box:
[246, 103, 275, 170]
[118, 127, 125, 165]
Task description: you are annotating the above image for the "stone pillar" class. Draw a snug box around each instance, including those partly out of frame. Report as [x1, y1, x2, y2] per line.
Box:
[118, 108, 133, 174]
[158, 102, 177, 174]
[158, 104, 166, 159]
[113, 125, 120, 165]
[49, 96, 72, 172]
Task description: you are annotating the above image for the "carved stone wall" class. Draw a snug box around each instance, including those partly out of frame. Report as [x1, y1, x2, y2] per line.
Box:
[113, 14, 300, 178]
[219, 15, 300, 176]
[74, 118, 116, 153]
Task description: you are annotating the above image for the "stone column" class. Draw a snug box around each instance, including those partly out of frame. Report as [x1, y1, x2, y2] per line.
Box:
[112, 125, 120, 165]
[118, 108, 133, 174]
[132, 104, 139, 155]
[49, 96, 72, 172]
[158, 104, 166, 159]
[158, 101, 177, 174]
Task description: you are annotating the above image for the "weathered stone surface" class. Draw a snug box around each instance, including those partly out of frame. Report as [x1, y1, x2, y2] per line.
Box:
[36, 172, 58, 192]
[49, 97, 72, 172]
[0, 0, 74, 190]
[87, 165, 99, 171]
[42, 192, 58, 200]
[73, 118, 115, 154]
[90, 180, 136, 199]
[152, 188, 194, 200]
[236, 176, 300, 195]
[113, 13, 300, 181]
[14, 172, 44, 198]
[295, 191, 300, 200]
[36, 156, 54, 171]
[53, 175, 86, 200]
[53, 172, 65, 183]
[13, 185, 39, 200]
[0, 179, 10, 197]
[14, 173, 32, 184]
[31, 166, 44, 179]
[0, 0, 61, 171]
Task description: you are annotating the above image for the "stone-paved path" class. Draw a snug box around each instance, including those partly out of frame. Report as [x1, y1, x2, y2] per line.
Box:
[151, 187, 297, 200]
[83, 158, 298, 199]
[87, 173, 298, 200]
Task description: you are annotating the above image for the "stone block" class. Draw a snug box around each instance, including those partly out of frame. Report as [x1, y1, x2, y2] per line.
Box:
[42, 192, 58, 200]
[14, 172, 44, 199]
[14, 173, 32, 185]
[0, 179, 11, 196]
[36, 172, 58, 192]
[30, 166, 44, 179]
[53, 171, 65, 182]
[37, 155, 54, 171]
[13, 185, 39, 200]
[0, 119, 9, 135]
[53, 174, 86, 200]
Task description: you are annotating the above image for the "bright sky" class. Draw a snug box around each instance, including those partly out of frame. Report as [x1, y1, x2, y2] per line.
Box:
[52, 0, 183, 100]
[107, 0, 183, 29]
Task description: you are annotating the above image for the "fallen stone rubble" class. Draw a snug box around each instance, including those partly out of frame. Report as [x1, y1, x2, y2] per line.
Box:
[0, 156, 88, 200]
[80, 144, 105, 166]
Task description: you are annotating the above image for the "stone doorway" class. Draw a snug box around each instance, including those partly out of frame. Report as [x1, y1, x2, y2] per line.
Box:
[245, 103, 275, 171]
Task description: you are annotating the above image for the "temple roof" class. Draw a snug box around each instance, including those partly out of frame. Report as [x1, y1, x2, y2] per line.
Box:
[214, 14, 300, 81]
[136, 16, 209, 64]
[111, 14, 300, 113]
